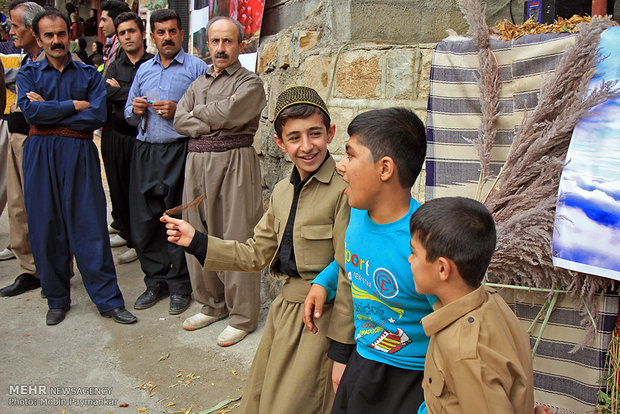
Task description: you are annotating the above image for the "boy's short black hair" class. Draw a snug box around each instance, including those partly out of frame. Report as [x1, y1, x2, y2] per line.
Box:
[409, 197, 496, 288]
[115, 11, 144, 34]
[150, 9, 182, 32]
[32, 9, 70, 38]
[347, 107, 426, 188]
[101, 0, 131, 22]
[275, 104, 330, 138]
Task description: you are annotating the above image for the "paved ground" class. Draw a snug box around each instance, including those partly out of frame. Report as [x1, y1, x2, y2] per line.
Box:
[0, 137, 267, 414]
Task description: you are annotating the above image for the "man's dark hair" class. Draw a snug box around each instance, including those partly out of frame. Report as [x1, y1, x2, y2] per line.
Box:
[275, 105, 330, 138]
[32, 9, 70, 38]
[101, 0, 131, 23]
[347, 107, 426, 188]
[409, 197, 496, 288]
[115, 11, 144, 34]
[149, 9, 181, 32]
[206, 16, 243, 43]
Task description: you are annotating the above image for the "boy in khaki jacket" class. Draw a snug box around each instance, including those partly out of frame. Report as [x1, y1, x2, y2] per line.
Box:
[409, 197, 534, 414]
[161, 86, 350, 414]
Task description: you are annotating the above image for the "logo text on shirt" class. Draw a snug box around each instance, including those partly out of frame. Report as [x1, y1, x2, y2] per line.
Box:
[373, 267, 399, 298]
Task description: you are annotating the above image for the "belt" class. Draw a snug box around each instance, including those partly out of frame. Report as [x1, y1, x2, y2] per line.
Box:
[188, 134, 253, 153]
[29, 125, 93, 140]
[280, 277, 312, 303]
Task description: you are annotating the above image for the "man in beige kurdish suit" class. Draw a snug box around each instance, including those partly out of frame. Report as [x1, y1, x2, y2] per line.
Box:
[173, 16, 266, 346]
[0, 1, 45, 297]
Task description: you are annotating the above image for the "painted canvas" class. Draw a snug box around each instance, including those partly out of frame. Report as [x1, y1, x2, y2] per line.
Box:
[552, 26, 620, 281]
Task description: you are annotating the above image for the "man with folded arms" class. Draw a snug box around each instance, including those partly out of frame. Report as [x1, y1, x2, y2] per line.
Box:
[17, 9, 136, 325]
[174, 16, 265, 346]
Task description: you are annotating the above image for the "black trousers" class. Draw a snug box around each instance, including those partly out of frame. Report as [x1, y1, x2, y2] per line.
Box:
[331, 349, 425, 414]
[129, 139, 191, 295]
[101, 125, 135, 247]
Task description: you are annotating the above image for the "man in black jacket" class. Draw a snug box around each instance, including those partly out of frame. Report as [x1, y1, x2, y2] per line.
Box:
[103, 11, 153, 264]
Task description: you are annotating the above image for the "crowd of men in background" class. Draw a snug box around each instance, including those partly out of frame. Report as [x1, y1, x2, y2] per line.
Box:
[0, 0, 265, 347]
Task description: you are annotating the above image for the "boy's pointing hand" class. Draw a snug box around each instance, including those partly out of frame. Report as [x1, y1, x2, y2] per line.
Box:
[160, 215, 196, 247]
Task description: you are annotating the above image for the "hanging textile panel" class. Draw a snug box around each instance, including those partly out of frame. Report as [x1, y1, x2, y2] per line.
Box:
[425, 33, 575, 200]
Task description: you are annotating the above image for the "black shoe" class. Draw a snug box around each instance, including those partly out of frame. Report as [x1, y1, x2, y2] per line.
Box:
[0, 274, 40, 297]
[46, 304, 70, 325]
[169, 294, 191, 315]
[101, 307, 137, 324]
[134, 285, 168, 310]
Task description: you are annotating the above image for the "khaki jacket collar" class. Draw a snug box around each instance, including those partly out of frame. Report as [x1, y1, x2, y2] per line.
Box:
[308, 155, 337, 185]
[422, 285, 495, 336]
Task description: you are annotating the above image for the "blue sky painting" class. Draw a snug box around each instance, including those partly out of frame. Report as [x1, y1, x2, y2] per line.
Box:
[552, 26, 620, 281]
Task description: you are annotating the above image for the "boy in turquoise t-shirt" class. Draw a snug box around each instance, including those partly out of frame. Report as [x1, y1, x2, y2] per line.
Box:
[305, 108, 434, 413]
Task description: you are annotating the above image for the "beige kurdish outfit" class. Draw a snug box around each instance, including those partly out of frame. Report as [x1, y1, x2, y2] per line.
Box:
[174, 60, 266, 332]
[421, 286, 534, 414]
[5, 52, 46, 278]
[204, 156, 350, 414]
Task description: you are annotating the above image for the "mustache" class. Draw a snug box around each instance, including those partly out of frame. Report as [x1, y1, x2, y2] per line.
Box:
[162, 40, 175, 47]
[51, 43, 65, 50]
[214, 52, 228, 59]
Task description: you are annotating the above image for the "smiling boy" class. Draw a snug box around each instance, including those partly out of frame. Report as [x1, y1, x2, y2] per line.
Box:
[409, 197, 534, 414]
[161, 86, 350, 413]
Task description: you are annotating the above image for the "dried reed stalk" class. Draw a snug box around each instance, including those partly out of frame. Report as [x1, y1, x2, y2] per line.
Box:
[457, 0, 500, 199]
[164, 194, 206, 217]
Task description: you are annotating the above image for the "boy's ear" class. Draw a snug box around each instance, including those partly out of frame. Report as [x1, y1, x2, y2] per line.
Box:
[437, 257, 452, 282]
[326, 124, 335, 144]
[378, 156, 396, 182]
[274, 134, 288, 153]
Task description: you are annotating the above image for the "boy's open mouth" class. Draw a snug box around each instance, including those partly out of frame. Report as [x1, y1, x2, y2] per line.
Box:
[299, 153, 318, 161]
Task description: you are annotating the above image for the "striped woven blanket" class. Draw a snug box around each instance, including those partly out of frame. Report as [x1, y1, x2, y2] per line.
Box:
[426, 33, 574, 199]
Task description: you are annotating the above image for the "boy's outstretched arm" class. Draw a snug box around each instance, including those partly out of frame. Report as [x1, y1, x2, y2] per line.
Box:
[160, 215, 196, 247]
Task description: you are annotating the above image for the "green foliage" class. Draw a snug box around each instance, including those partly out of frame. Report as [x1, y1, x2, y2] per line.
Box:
[597, 334, 620, 413]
